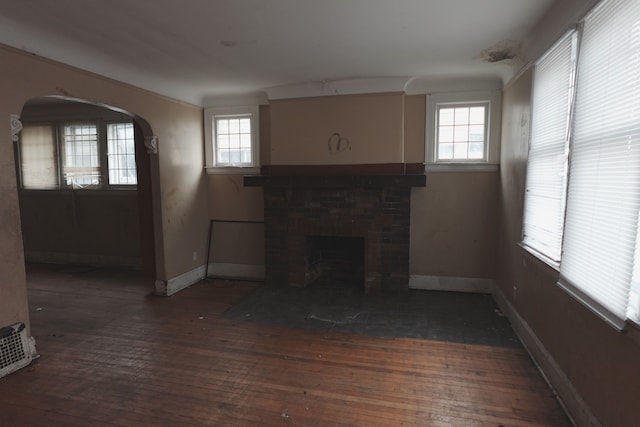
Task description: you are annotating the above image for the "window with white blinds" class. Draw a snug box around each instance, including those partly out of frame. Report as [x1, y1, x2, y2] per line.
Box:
[522, 31, 577, 263]
[558, 0, 640, 329]
[523, 0, 640, 328]
[19, 124, 59, 189]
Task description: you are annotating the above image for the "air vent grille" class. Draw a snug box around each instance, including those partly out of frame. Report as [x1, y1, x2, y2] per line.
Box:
[0, 323, 35, 378]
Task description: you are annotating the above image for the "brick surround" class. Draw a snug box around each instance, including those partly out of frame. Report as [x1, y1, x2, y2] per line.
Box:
[245, 165, 426, 292]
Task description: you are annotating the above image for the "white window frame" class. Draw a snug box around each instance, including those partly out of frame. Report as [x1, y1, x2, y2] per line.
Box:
[204, 106, 259, 174]
[425, 90, 501, 172]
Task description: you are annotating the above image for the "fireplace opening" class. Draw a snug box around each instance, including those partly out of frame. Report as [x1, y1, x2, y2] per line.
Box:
[305, 236, 364, 289]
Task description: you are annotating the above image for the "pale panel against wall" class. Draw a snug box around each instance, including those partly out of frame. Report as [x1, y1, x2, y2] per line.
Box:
[410, 172, 499, 279]
[269, 93, 404, 165]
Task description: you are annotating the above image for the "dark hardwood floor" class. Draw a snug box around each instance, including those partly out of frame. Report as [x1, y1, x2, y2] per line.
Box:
[0, 264, 571, 426]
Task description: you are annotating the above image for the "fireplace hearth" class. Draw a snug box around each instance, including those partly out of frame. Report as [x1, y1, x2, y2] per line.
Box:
[245, 164, 426, 292]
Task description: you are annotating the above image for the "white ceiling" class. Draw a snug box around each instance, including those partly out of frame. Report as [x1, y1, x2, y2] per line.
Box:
[0, 0, 556, 106]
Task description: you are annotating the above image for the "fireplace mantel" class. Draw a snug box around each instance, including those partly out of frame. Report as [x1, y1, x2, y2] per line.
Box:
[244, 174, 425, 188]
[243, 163, 426, 188]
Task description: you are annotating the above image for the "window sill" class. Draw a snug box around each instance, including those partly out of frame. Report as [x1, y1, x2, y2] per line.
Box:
[425, 163, 499, 173]
[205, 166, 260, 175]
[518, 242, 560, 273]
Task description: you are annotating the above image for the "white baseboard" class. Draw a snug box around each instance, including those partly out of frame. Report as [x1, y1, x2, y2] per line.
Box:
[206, 263, 264, 281]
[155, 265, 206, 296]
[492, 287, 602, 427]
[25, 251, 140, 268]
[409, 275, 496, 293]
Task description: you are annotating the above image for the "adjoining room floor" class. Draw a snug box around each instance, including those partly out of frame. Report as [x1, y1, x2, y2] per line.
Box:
[0, 263, 572, 426]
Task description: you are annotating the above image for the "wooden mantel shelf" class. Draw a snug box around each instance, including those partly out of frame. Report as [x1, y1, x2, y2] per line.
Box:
[243, 163, 426, 188]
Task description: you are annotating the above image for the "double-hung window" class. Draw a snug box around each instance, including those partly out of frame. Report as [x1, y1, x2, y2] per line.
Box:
[204, 106, 259, 172]
[523, 0, 640, 329]
[19, 120, 137, 190]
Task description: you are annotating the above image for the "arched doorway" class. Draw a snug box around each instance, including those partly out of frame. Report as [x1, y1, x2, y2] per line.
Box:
[14, 96, 158, 278]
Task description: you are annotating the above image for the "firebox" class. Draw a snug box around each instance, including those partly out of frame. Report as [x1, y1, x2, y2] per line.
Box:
[305, 235, 365, 288]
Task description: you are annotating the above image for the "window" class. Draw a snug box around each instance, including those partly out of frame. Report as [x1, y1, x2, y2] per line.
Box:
[18, 121, 136, 190]
[425, 91, 501, 171]
[436, 103, 488, 161]
[63, 123, 100, 187]
[522, 31, 578, 264]
[107, 123, 137, 185]
[19, 124, 58, 190]
[523, 0, 640, 329]
[204, 106, 259, 172]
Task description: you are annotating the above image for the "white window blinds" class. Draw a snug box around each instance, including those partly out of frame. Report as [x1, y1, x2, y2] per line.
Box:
[558, 0, 640, 328]
[522, 31, 576, 263]
[20, 124, 59, 189]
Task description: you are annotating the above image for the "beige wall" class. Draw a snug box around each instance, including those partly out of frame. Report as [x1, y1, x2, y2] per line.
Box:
[269, 93, 404, 165]
[411, 172, 498, 278]
[0, 44, 208, 332]
[498, 67, 640, 427]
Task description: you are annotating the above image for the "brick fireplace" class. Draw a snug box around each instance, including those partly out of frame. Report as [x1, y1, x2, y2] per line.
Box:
[245, 164, 426, 292]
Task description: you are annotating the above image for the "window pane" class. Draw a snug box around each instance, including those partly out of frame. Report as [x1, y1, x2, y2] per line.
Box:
[469, 125, 485, 142]
[229, 134, 240, 149]
[218, 134, 229, 149]
[469, 107, 485, 124]
[20, 124, 59, 189]
[229, 119, 240, 133]
[63, 124, 100, 187]
[439, 126, 454, 143]
[107, 122, 137, 185]
[438, 143, 454, 159]
[240, 118, 251, 133]
[453, 143, 468, 159]
[217, 119, 229, 134]
[439, 108, 455, 126]
[229, 150, 241, 163]
[240, 134, 251, 148]
[454, 107, 469, 124]
[469, 142, 484, 159]
[454, 125, 469, 142]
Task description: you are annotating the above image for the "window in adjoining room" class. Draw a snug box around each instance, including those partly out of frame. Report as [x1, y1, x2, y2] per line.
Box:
[107, 122, 137, 185]
[62, 123, 100, 187]
[18, 120, 137, 190]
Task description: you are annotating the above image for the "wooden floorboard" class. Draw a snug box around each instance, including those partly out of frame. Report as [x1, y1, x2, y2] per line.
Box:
[0, 264, 572, 426]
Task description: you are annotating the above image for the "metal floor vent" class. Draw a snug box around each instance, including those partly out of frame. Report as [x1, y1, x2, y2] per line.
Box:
[0, 323, 36, 378]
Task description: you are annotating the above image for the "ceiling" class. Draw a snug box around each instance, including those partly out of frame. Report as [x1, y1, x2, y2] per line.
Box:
[0, 0, 556, 106]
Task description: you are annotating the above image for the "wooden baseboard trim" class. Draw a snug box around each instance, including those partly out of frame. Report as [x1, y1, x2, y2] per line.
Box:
[492, 287, 602, 427]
